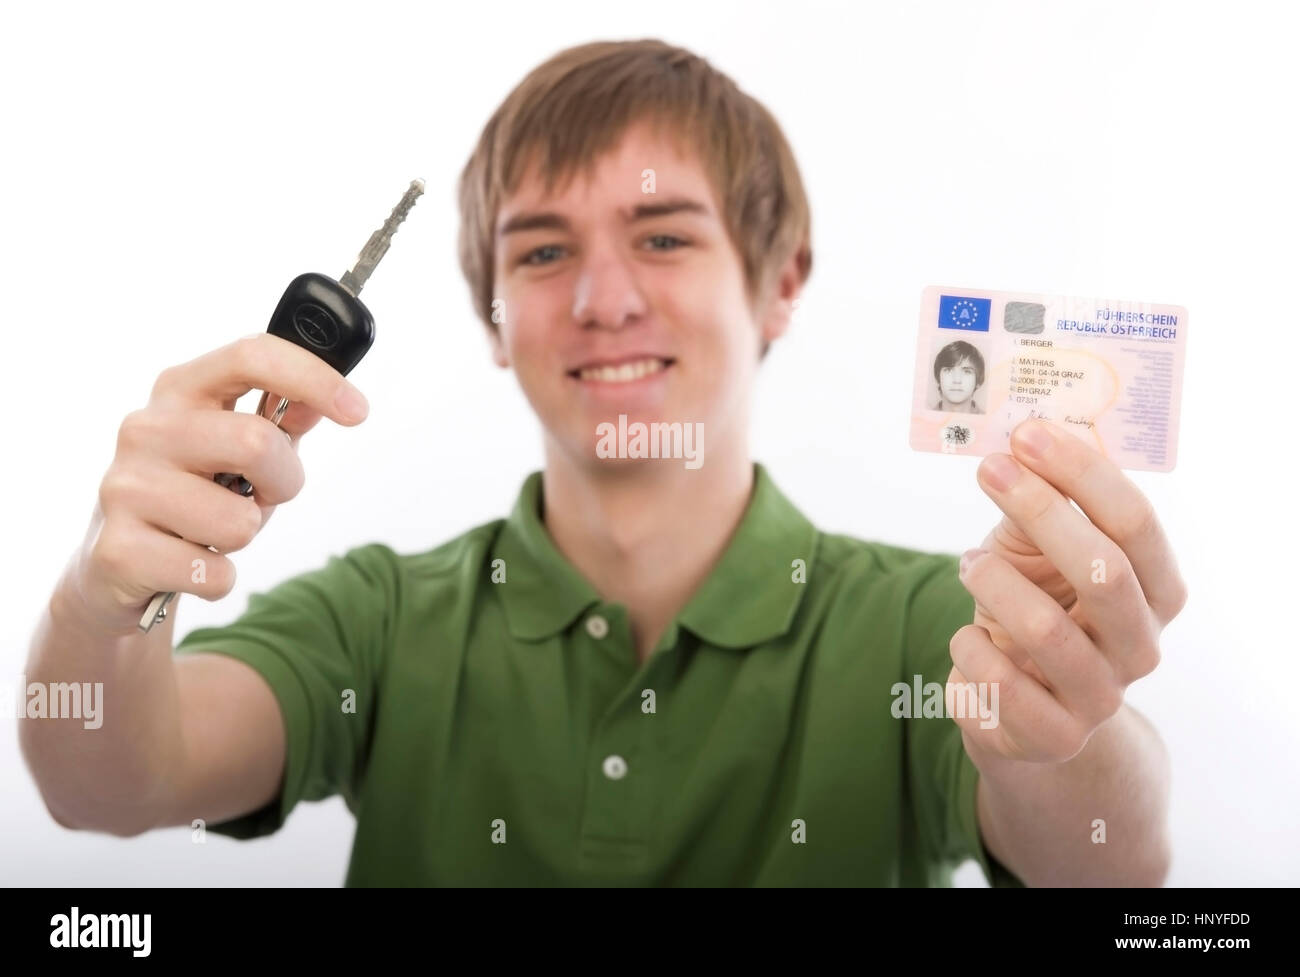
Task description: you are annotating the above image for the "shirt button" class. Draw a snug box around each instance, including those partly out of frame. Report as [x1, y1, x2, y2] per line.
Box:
[585, 614, 609, 639]
[602, 755, 628, 780]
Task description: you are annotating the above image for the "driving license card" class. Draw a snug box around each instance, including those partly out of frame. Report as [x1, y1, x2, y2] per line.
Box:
[909, 285, 1187, 473]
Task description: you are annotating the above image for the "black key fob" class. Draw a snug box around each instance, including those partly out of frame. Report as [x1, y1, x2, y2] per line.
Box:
[267, 272, 375, 377]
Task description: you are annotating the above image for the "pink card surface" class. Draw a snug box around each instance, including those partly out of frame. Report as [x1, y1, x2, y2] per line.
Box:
[909, 286, 1188, 473]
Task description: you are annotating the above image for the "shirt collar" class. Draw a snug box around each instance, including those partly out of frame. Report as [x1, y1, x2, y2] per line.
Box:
[493, 463, 820, 648]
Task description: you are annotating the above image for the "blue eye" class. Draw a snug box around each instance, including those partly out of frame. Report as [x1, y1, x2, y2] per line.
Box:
[520, 236, 686, 266]
[521, 244, 567, 266]
[645, 234, 686, 251]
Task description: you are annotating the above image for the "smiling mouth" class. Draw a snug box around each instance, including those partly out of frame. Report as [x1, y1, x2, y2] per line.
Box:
[568, 357, 675, 383]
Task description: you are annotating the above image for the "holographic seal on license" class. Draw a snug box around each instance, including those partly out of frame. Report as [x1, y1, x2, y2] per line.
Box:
[909, 285, 1188, 473]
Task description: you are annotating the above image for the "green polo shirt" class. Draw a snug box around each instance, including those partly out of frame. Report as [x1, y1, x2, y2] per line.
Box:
[173, 463, 1024, 887]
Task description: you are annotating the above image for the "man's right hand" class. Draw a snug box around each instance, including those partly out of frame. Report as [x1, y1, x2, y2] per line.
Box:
[70, 333, 370, 636]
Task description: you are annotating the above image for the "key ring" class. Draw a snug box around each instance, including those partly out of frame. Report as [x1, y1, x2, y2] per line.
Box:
[259, 390, 291, 426]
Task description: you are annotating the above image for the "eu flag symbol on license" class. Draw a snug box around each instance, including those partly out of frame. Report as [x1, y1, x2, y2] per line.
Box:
[938, 295, 991, 332]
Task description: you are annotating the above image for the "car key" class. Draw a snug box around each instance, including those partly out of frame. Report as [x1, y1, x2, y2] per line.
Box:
[138, 178, 425, 633]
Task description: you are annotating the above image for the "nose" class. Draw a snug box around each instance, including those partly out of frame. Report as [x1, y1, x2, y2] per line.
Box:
[571, 241, 648, 331]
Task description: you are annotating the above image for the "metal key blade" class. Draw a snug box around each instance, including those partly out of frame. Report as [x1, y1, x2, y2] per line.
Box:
[338, 178, 425, 297]
[139, 176, 424, 633]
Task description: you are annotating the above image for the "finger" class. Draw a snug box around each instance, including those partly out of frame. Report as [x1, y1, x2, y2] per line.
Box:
[151, 333, 368, 426]
[259, 393, 325, 444]
[94, 513, 238, 604]
[104, 463, 264, 555]
[124, 408, 306, 506]
[974, 448, 1154, 664]
[1007, 417, 1188, 624]
[959, 549, 1123, 727]
[948, 627, 1087, 763]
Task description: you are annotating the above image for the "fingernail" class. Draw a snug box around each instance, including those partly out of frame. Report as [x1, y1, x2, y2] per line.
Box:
[982, 453, 1021, 492]
[335, 386, 369, 421]
[1015, 420, 1053, 460]
[959, 548, 988, 577]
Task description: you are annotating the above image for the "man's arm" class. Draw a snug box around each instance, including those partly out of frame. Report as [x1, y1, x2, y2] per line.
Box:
[154, 652, 287, 830]
[20, 576, 285, 836]
[947, 416, 1186, 887]
[22, 333, 367, 836]
[972, 703, 1172, 887]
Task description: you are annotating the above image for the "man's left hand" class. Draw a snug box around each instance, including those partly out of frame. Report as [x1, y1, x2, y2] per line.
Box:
[949, 417, 1188, 763]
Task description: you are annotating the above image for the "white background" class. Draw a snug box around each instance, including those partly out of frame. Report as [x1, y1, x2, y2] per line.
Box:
[2, 0, 1296, 887]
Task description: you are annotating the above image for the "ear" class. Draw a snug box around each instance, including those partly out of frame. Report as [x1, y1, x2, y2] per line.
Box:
[758, 248, 808, 347]
[485, 322, 510, 369]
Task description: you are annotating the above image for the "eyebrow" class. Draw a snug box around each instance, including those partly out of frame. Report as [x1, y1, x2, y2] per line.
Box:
[496, 196, 713, 239]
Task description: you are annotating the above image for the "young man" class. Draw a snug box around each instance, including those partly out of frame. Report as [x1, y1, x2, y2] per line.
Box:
[931, 341, 986, 414]
[21, 39, 1185, 887]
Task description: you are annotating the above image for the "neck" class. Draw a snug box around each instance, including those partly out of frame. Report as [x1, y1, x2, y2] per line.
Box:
[540, 428, 754, 664]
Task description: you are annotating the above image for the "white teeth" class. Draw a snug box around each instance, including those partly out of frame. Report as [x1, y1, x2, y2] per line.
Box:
[577, 358, 667, 383]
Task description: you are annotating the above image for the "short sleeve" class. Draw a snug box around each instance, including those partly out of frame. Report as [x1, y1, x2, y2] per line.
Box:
[904, 553, 1025, 888]
[172, 543, 396, 839]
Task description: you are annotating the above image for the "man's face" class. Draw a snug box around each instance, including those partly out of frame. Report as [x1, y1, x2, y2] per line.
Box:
[489, 121, 787, 471]
[940, 358, 979, 405]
